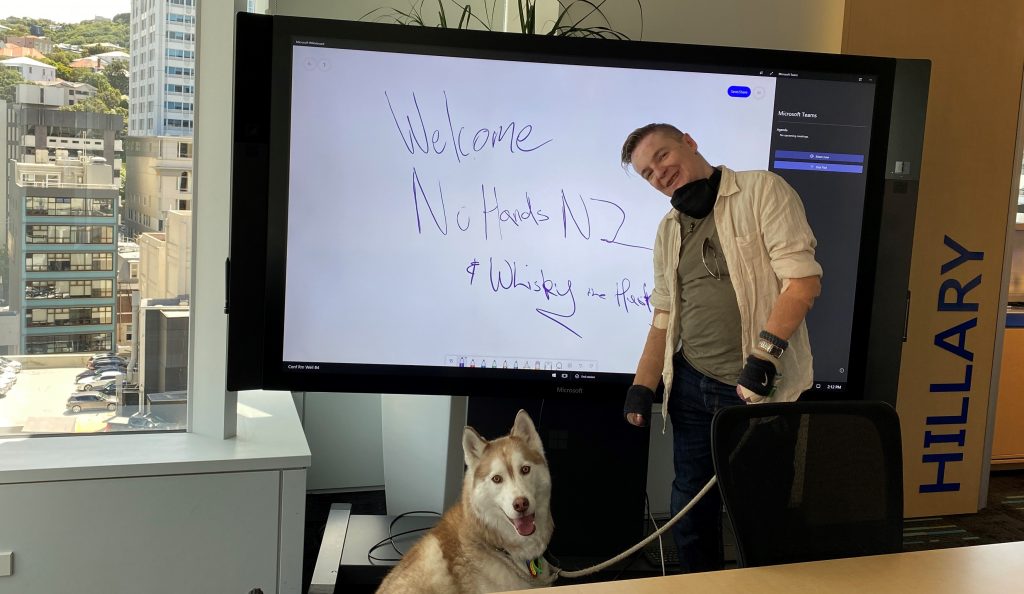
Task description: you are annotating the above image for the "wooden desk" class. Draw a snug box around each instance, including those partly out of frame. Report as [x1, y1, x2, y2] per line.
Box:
[518, 542, 1024, 593]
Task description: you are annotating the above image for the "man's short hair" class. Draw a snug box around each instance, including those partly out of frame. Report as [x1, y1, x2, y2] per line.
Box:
[620, 123, 685, 170]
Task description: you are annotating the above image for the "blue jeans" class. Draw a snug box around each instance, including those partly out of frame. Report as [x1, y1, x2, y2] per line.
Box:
[667, 354, 745, 573]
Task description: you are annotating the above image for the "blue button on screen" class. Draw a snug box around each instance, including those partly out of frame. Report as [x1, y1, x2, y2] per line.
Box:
[727, 86, 751, 98]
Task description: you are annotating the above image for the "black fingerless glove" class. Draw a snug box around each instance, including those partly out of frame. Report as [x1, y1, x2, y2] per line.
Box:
[623, 384, 654, 422]
[737, 355, 778, 398]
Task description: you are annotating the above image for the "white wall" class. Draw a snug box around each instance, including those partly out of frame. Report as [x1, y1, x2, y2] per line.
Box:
[582, 0, 846, 51]
[14, 84, 64, 107]
[270, 0, 844, 49]
[270, 0, 505, 29]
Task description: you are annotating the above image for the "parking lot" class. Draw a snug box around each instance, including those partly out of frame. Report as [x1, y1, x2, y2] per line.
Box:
[0, 367, 145, 434]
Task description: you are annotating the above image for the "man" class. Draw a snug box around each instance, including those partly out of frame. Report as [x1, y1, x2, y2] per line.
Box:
[620, 123, 822, 572]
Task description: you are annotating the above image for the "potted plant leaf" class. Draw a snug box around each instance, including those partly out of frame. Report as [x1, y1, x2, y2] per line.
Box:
[363, 0, 643, 39]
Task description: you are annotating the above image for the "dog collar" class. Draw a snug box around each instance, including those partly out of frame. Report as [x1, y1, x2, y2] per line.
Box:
[494, 547, 546, 579]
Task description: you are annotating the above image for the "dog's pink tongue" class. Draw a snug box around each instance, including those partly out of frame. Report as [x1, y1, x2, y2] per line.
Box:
[513, 514, 536, 536]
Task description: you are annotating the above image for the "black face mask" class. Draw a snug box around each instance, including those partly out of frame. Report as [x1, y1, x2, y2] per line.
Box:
[670, 167, 722, 219]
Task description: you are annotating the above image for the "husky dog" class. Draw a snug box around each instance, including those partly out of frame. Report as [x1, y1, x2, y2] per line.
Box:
[376, 410, 556, 594]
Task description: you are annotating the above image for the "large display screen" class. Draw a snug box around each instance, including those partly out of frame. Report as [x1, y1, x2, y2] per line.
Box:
[242, 15, 895, 399]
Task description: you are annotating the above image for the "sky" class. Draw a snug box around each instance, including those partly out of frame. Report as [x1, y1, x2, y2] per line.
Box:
[2, 0, 131, 23]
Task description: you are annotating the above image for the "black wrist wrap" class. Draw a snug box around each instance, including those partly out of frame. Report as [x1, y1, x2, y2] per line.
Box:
[624, 384, 654, 420]
[737, 355, 777, 397]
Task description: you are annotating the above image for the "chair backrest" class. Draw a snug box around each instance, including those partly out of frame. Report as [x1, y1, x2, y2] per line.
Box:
[711, 400, 903, 568]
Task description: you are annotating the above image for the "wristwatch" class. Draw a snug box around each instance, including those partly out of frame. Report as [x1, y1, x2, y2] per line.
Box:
[757, 330, 788, 359]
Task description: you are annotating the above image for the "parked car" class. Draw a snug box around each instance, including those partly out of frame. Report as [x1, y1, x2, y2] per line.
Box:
[88, 352, 119, 361]
[94, 382, 141, 406]
[106, 412, 178, 431]
[97, 382, 138, 396]
[75, 370, 124, 391]
[66, 393, 116, 413]
[128, 413, 165, 429]
[88, 356, 127, 370]
[76, 364, 126, 381]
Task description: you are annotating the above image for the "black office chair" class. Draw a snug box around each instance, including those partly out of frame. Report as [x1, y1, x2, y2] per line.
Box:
[711, 400, 903, 568]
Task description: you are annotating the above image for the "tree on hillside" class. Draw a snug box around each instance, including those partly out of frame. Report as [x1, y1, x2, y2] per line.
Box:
[60, 72, 127, 135]
[0, 16, 129, 49]
[36, 55, 76, 83]
[113, 13, 130, 25]
[79, 71, 110, 92]
[42, 49, 82, 83]
[0, 17, 37, 37]
[54, 19, 130, 49]
[0, 68, 27, 103]
[104, 60, 129, 97]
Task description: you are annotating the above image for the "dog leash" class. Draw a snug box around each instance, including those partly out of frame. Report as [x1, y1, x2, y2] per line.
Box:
[549, 474, 716, 580]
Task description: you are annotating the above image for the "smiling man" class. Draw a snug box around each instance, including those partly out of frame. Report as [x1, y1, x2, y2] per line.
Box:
[619, 123, 822, 573]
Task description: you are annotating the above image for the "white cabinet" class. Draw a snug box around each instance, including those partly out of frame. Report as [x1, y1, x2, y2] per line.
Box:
[0, 470, 290, 594]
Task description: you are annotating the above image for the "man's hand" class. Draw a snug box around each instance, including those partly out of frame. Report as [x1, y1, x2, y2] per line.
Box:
[624, 384, 654, 427]
[736, 354, 776, 403]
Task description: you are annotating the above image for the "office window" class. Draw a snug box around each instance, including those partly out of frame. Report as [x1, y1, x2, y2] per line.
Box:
[27, 306, 112, 327]
[26, 280, 113, 300]
[25, 252, 113, 272]
[26, 197, 113, 217]
[167, 48, 195, 60]
[167, 31, 195, 42]
[165, 101, 194, 112]
[1, 0, 199, 437]
[25, 333, 112, 355]
[26, 225, 114, 244]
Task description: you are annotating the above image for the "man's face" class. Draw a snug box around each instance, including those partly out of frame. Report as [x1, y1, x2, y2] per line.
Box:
[630, 130, 710, 198]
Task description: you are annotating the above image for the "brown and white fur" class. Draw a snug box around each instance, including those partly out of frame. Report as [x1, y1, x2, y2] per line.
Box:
[376, 410, 556, 594]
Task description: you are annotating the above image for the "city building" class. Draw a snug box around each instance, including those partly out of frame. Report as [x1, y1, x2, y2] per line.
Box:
[137, 209, 191, 299]
[14, 81, 98, 109]
[4, 35, 53, 55]
[2, 105, 122, 188]
[69, 51, 130, 72]
[0, 43, 47, 60]
[137, 298, 188, 395]
[9, 155, 118, 354]
[128, 0, 197, 137]
[81, 42, 124, 52]
[1, 104, 123, 354]
[115, 241, 139, 346]
[0, 57, 56, 82]
[123, 135, 191, 235]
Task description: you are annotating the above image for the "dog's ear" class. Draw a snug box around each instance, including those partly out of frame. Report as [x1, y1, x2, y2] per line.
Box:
[463, 426, 488, 467]
[511, 409, 544, 454]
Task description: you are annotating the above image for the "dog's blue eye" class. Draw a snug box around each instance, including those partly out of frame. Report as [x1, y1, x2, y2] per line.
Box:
[491, 475, 502, 484]
[521, 465, 531, 475]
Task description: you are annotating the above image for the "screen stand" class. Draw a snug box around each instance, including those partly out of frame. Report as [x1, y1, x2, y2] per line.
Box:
[381, 393, 468, 515]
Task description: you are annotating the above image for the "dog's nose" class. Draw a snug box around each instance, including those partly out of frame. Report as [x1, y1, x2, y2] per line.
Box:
[513, 496, 530, 513]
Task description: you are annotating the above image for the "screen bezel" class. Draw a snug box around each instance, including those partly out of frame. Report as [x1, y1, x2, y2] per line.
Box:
[244, 14, 896, 399]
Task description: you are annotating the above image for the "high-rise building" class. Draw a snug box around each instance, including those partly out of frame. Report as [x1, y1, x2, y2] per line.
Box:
[1, 103, 124, 356]
[128, 0, 197, 137]
[123, 135, 192, 235]
[9, 155, 119, 355]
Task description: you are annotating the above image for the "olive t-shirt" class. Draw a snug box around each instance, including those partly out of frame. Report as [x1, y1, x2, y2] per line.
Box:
[677, 213, 743, 385]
